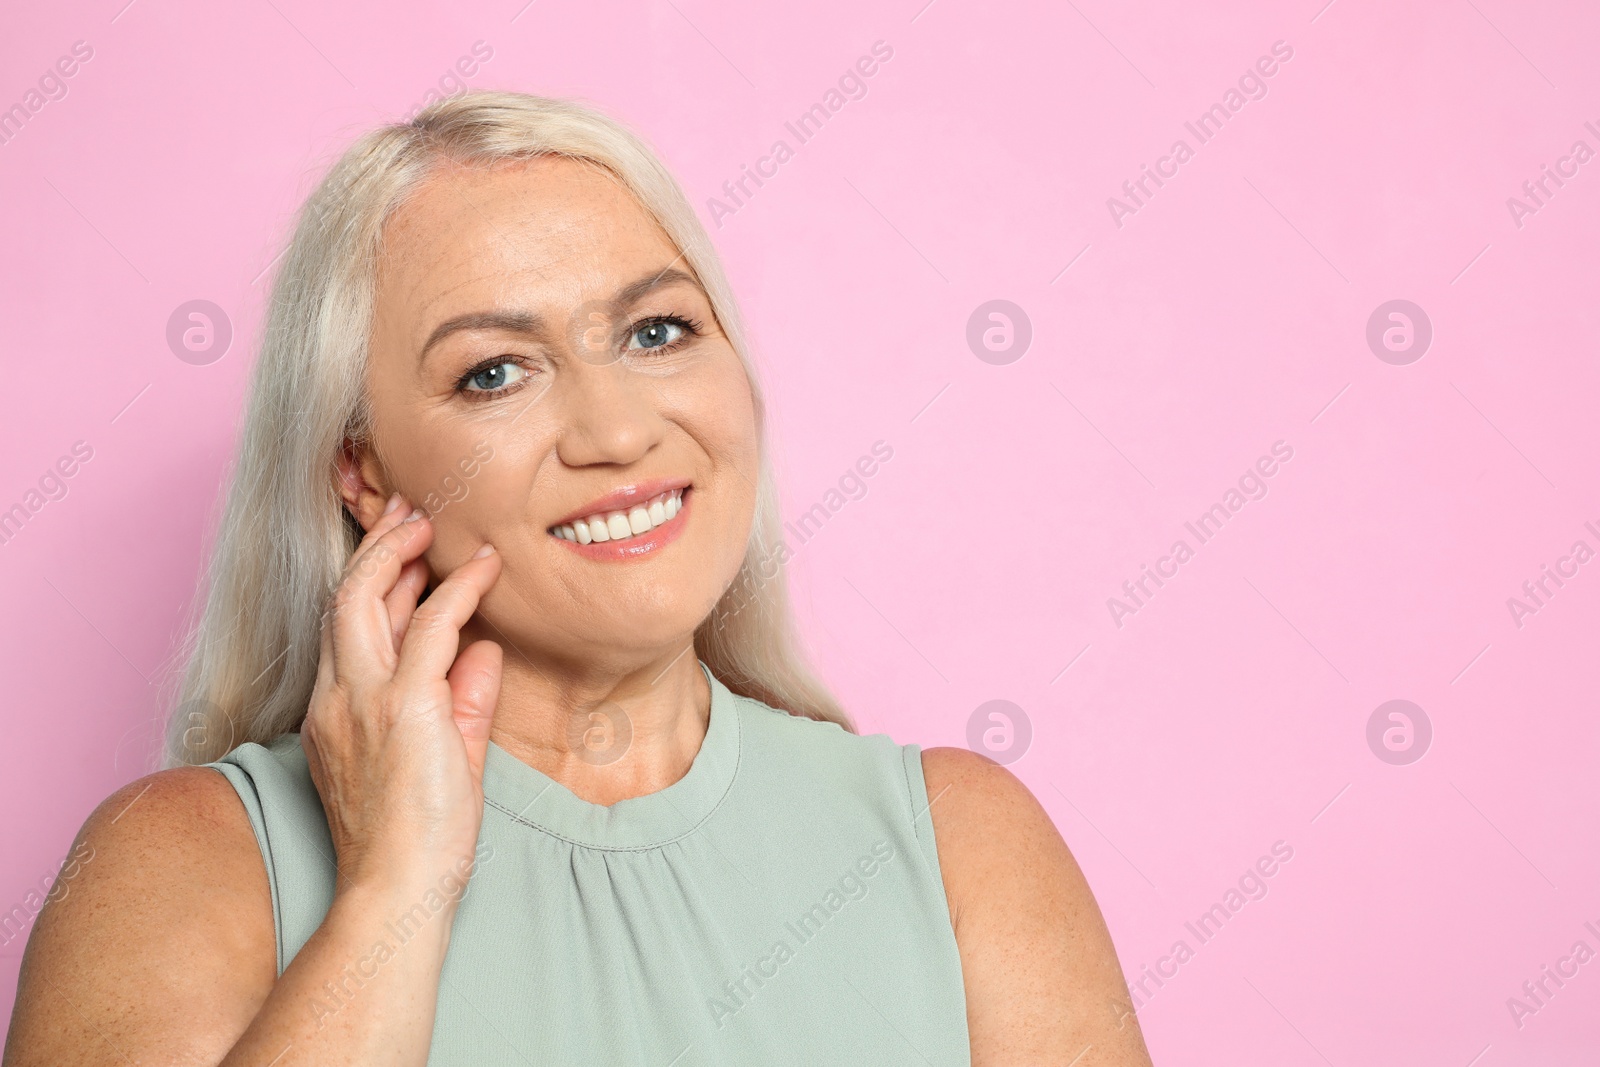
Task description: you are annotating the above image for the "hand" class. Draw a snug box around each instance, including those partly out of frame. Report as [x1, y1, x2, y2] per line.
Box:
[301, 494, 504, 896]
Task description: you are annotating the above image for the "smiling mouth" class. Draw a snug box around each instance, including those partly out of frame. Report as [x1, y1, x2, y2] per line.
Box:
[549, 487, 686, 545]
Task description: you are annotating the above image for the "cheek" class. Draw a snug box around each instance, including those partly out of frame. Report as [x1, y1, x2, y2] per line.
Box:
[706, 369, 761, 561]
[695, 359, 760, 467]
[418, 447, 539, 585]
[433, 433, 538, 530]
[386, 419, 534, 544]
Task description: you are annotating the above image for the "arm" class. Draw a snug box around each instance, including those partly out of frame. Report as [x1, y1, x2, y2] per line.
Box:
[4, 768, 276, 1065]
[5, 497, 504, 1066]
[921, 747, 1154, 1067]
[3, 767, 459, 1066]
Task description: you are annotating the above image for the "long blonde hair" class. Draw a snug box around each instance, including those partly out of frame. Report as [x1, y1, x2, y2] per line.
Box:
[165, 91, 850, 766]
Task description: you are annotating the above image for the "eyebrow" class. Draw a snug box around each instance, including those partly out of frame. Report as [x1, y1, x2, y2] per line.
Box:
[417, 267, 707, 366]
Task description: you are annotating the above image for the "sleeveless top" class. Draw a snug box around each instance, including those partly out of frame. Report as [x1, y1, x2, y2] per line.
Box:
[208, 661, 972, 1065]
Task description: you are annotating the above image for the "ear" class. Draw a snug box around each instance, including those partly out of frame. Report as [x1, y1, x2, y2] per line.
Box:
[335, 437, 395, 533]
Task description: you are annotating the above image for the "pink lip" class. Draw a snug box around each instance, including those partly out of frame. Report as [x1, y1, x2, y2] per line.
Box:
[548, 477, 692, 530]
[552, 487, 692, 561]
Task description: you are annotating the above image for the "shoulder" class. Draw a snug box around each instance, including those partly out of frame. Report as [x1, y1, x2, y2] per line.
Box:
[4, 766, 276, 1064]
[918, 745, 1104, 939]
[50, 764, 267, 902]
[917, 747, 1068, 925]
[919, 744, 1034, 803]
[28, 763, 272, 938]
[917, 748, 1155, 1064]
[920, 744, 1050, 834]
[69, 759, 282, 903]
[102, 762, 263, 844]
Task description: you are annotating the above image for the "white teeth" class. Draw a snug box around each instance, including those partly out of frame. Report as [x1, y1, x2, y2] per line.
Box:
[553, 489, 686, 545]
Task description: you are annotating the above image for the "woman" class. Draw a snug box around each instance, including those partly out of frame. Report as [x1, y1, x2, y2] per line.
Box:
[4, 92, 1153, 1066]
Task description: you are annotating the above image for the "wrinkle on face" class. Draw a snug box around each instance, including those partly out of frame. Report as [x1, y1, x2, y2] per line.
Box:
[359, 153, 760, 670]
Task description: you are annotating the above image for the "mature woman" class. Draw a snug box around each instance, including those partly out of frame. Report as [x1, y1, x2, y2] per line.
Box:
[5, 92, 1152, 1066]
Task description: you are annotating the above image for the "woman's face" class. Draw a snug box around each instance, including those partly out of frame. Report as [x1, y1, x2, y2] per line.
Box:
[355, 155, 759, 666]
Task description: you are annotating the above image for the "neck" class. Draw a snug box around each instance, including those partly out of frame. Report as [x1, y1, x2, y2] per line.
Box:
[482, 639, 711, 807]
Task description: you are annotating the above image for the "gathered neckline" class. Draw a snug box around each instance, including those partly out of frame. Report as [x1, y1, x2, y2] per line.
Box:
[480, 660, 742, 851]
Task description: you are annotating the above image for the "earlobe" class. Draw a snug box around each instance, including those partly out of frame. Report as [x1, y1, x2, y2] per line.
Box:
[334, 443, 365, 514]
[334, 438, 389, 531]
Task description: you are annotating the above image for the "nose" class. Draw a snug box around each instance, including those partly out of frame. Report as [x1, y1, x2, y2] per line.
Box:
[553, 361, 664, 469]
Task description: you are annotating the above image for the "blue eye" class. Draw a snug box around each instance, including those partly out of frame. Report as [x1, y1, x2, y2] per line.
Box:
[463, 361, 526, 393]
[628, 319, 686, 351]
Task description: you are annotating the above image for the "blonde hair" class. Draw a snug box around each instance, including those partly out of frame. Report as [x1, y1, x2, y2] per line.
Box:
[165, 91, 850, 766]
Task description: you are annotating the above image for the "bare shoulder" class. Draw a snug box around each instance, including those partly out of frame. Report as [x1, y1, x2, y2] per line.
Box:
[919, 747, 1154, 1066]
[920, 744, 1048, 826]
[917, 747, 1080, 927]
[4, 766, 276, 1066]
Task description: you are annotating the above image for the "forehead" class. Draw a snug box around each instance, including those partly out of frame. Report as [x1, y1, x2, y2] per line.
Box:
[372, 155, 682, 339]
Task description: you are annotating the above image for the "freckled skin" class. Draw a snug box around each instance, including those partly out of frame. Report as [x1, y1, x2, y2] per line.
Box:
[350, 156, 762, 803]
[363, 157, 758, 731]
[922, 748, 1155, 1064]
[2, 157, 1153, 1067]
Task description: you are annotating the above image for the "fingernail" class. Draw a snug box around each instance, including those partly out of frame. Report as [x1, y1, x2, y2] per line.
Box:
[404, 507, 426, 523]
[472, 543, 495, 559]
[382, 493, 403, 516]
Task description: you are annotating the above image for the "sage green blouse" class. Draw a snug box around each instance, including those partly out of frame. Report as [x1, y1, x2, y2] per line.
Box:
[209, 661, 971, 1065]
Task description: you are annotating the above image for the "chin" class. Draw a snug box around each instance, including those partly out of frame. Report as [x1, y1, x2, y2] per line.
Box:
[515, 597, 715, 665]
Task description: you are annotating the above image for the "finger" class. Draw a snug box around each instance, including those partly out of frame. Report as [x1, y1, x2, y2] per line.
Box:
[447, 639, 503, 783]
[347, 492, 412, 566]
[319, 494, 415, 665]
[384, 558, 430, 654]
[327, 508, 436, 679]
[342, 502, 429, 590]
[393, 546, 502, 689]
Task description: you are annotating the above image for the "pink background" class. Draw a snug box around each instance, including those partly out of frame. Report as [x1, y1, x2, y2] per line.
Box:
[3, 0, 1598, 1061]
